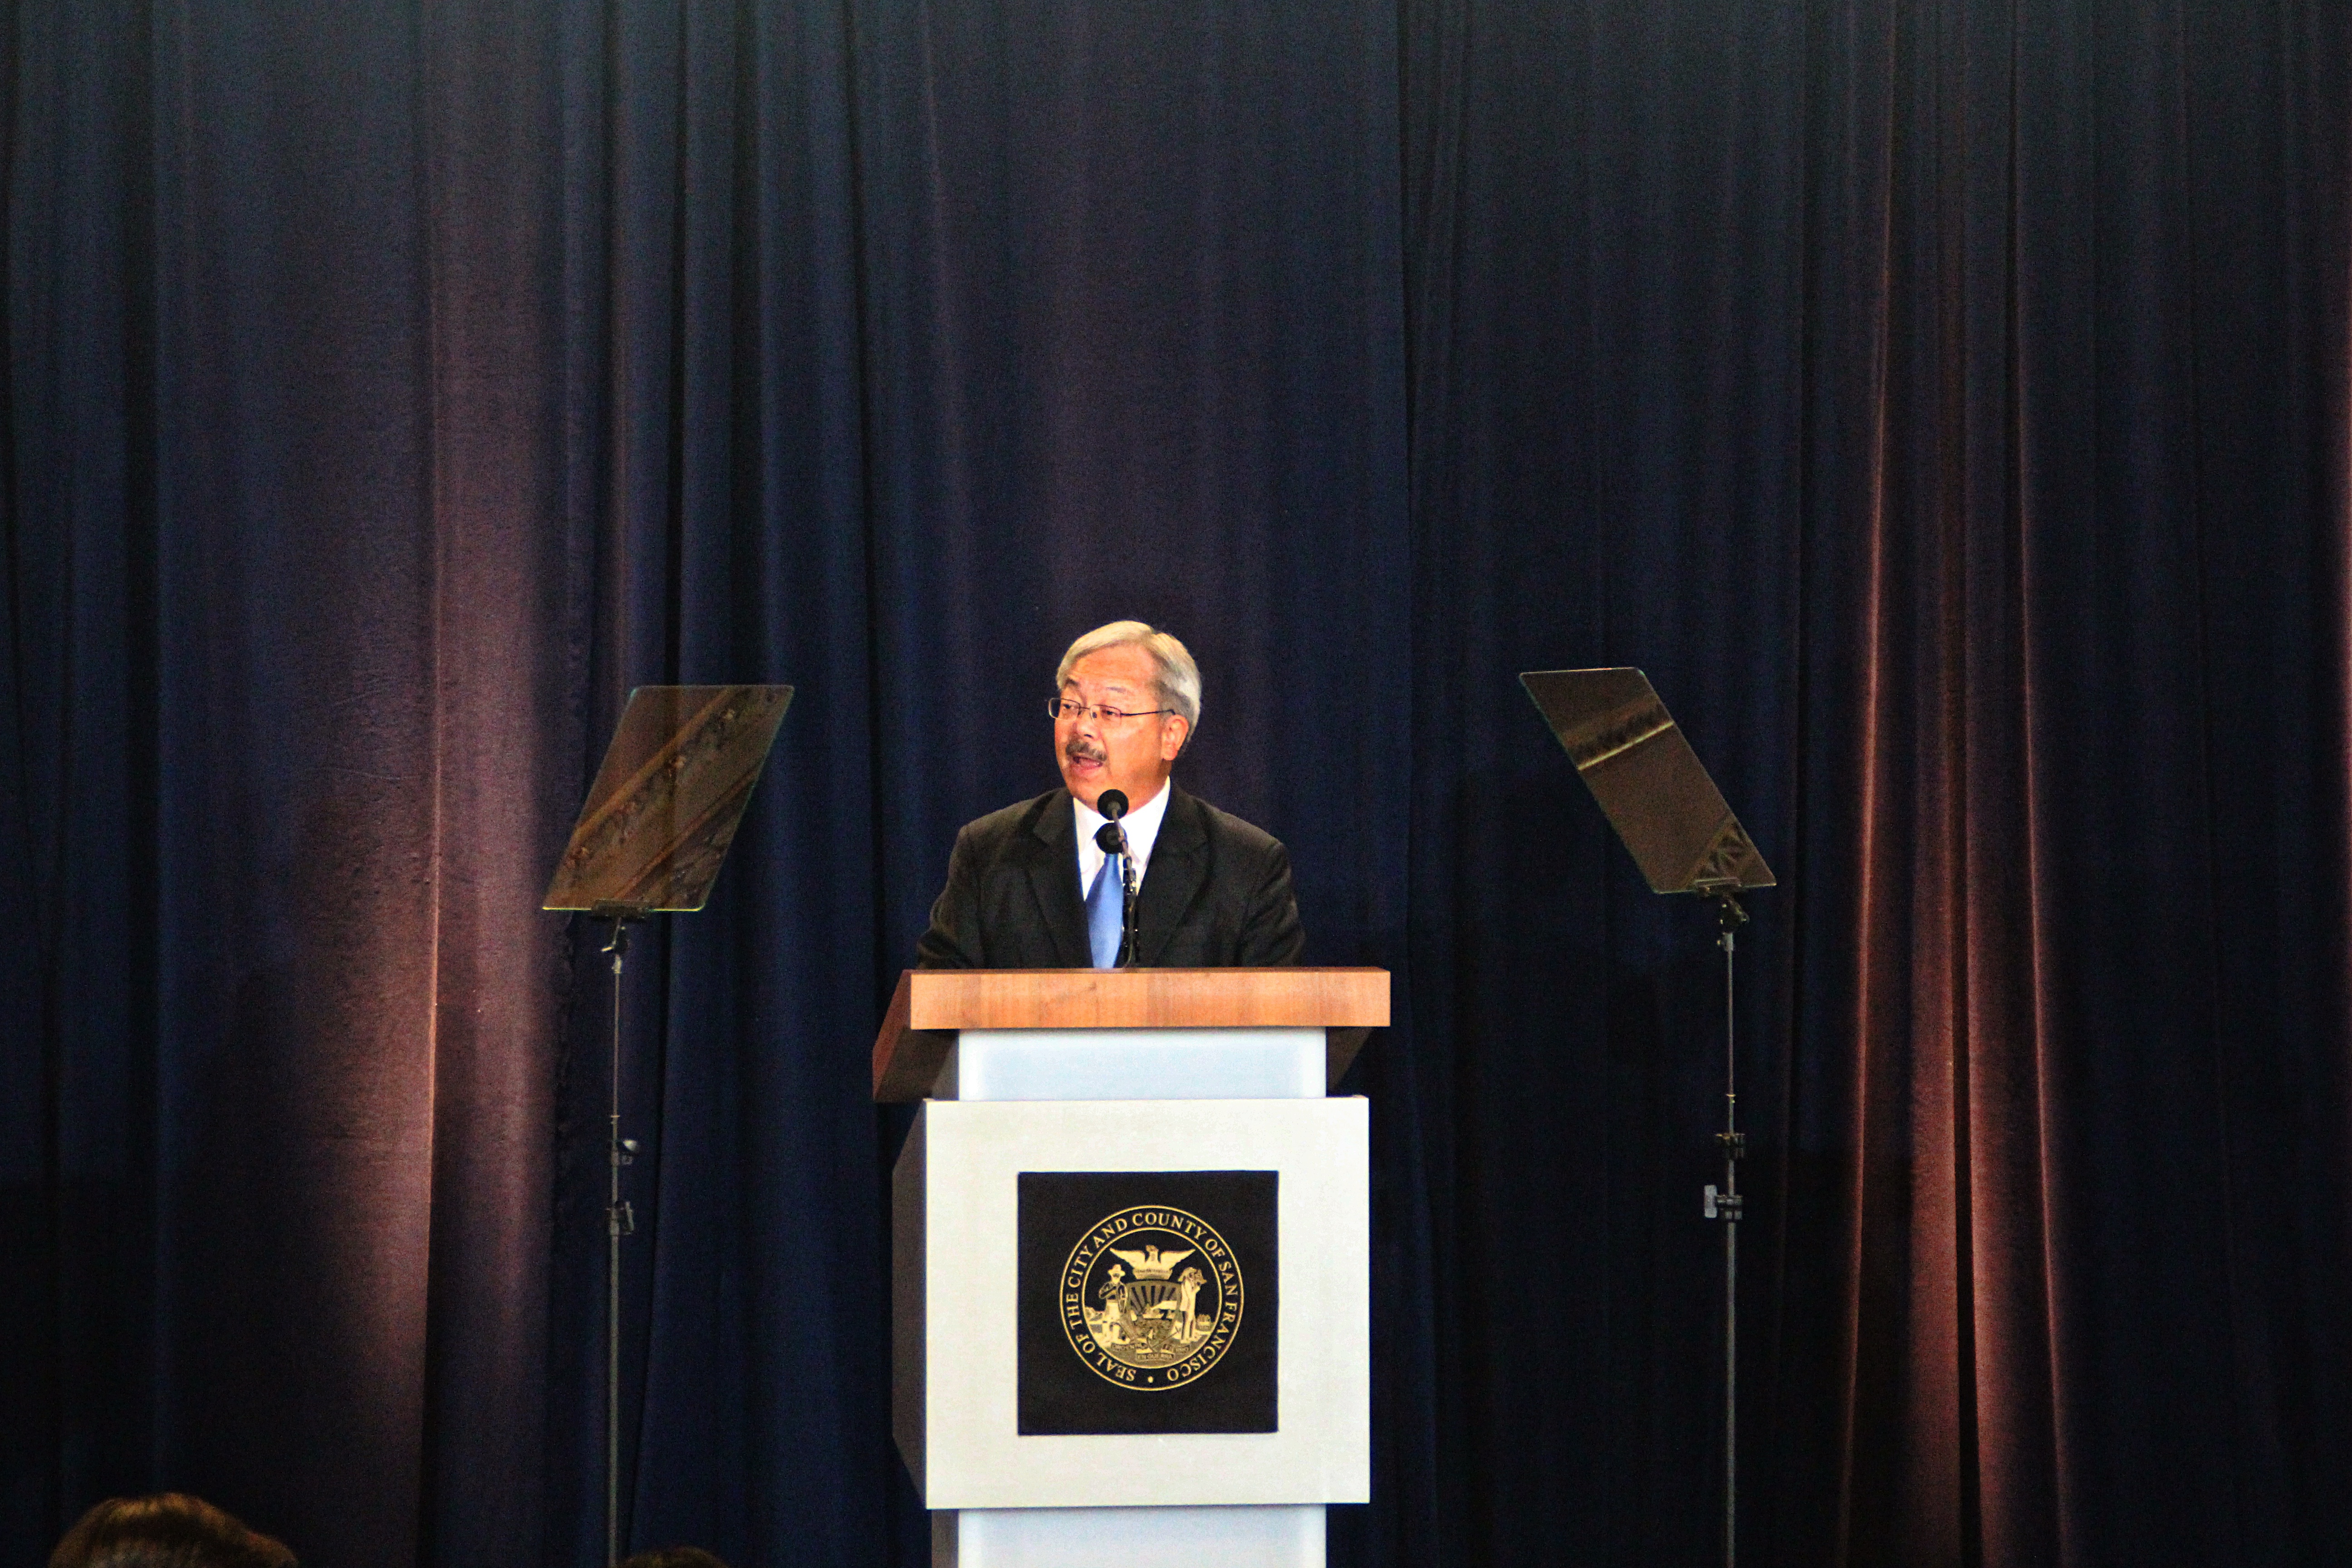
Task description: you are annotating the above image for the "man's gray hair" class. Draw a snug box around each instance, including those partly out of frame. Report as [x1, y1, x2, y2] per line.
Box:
[1056, 620, 1202, 727]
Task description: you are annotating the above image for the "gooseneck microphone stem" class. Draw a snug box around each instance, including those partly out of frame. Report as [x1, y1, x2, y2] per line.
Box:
[1118, 845, 1139, 966]
[1095, 789, 1140, 968]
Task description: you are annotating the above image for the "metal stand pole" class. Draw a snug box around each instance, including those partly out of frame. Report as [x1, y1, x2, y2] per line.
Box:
[1700, 888, 1747, 1568]
[601, 915, 641, 1568]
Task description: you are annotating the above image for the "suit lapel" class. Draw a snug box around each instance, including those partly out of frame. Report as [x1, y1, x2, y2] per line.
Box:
[1022, 791, 1092, 967]
[1132, 787, 1209, 966]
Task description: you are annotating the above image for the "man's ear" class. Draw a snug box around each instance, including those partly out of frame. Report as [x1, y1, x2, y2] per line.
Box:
[1160, 715, 1191, 762]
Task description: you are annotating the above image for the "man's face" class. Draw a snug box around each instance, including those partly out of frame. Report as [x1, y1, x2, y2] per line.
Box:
[1054, 643, 1191, 810]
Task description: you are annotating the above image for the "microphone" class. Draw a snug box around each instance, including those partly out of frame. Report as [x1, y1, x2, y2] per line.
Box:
[1094, 789, 1129, 854]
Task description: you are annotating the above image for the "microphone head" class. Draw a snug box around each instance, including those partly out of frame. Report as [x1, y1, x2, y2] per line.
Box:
[1096, 789, 1128, 820]
[1096, 822, 1127, 855]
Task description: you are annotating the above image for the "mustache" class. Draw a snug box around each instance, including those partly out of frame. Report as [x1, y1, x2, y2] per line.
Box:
[1064, 738, 1107, 764]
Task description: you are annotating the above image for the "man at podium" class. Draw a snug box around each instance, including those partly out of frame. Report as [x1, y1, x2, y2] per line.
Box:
[916, 620, 1304, 970]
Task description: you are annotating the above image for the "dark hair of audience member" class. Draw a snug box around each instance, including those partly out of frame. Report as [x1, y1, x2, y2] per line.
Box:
[49, 1494, 295, 1568]
[617, 1549, 731, 1568]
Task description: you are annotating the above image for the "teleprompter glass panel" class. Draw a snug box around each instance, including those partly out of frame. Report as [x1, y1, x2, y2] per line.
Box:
[1519, 667, 1774, 893]
[543, 684, 794, 913]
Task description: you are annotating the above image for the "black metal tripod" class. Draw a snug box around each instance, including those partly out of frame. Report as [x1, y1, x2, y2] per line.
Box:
[594, 904, 648, 1568]
[1514, 664, 1773, 1568]
[1697, 882, 1747, 1568]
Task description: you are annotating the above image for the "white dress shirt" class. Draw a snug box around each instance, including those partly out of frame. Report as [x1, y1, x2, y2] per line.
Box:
[1074, 781, 1172, 900]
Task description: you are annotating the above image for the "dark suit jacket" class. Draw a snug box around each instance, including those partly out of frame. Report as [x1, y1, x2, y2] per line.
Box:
[914, 786, 1305, 969]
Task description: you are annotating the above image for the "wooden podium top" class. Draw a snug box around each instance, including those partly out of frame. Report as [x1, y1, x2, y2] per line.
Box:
[871, 967, 1390, 1102]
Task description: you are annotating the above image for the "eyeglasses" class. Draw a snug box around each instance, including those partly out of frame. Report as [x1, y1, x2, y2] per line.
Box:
[1047, 699, 1175, 727]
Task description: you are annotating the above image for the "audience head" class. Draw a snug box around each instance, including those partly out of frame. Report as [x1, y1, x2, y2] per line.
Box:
[49, 1494, 294, 1568]
[617, 1551, 731, 1568]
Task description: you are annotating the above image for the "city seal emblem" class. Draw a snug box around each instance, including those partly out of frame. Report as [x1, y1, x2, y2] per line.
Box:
[1060, 1205, 1244, 1390]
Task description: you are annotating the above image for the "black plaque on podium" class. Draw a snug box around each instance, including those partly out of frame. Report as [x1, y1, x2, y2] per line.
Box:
[1016, 1170, 1279, 1436]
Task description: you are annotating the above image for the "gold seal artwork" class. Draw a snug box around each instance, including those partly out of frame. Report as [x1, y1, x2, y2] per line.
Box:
[1059, 1205, 1244, 1390]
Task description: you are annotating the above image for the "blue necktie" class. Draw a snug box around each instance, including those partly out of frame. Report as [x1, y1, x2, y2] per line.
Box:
[1087, 852, 1125, 969]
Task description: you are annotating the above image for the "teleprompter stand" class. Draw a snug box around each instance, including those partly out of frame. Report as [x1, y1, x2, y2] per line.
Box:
[544, 684, 794, 1567]
[1520, 668, 1774, 1568]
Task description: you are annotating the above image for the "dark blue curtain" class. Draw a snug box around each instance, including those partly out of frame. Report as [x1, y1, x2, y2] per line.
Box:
[5, 0, 2347, 1566]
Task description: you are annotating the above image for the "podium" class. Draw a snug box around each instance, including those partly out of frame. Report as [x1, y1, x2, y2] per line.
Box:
[874, 968, 1386, 1568]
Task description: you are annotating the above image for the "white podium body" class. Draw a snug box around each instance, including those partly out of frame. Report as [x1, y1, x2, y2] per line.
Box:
[877, 970, 1384, 1568]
